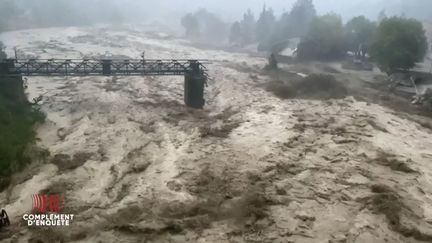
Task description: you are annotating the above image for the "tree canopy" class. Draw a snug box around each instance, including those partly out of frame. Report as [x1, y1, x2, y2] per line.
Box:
[297, 14, 346, 60]
[272, 0, 316, 42]
[344, 16, 377, 58]
[377, 10, 387, 23]
[288, 0, 317, 38]
[181, 13, 200, 38]
[229, 21, 242, 44]
[255, 5, 276, 43]
[0, 42, 6, 59]
[370, 17, 428, 73]
[240, 9, 256, 45]
[181, 9, 229, 42]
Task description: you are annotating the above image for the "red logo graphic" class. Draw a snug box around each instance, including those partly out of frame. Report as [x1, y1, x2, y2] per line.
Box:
[31, 194, 64, 213]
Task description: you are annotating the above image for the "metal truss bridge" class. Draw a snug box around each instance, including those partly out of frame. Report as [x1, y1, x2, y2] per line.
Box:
[0, 58, 209, 108]
[0, 59, 209, 77]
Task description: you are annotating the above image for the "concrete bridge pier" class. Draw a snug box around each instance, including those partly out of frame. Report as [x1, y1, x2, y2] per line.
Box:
[184, 61, 206, 109]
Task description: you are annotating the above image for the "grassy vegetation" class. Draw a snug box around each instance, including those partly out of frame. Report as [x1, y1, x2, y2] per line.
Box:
[0, 76, 45, 190]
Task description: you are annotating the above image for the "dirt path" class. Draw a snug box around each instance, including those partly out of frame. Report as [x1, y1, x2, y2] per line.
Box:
[1, 26, 432, 243]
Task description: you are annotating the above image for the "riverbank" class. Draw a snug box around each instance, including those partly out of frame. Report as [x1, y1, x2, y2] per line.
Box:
[0, 76, 44, 189]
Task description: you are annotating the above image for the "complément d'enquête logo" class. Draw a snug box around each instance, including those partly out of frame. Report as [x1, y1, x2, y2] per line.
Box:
[22, 194, 74, 226]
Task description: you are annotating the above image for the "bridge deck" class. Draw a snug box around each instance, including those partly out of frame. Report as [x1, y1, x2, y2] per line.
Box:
[0, 59, 209, 77]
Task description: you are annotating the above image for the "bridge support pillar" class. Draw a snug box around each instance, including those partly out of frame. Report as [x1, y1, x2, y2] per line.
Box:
[184, 61, 206, 109]
[184, 73, 205, 109]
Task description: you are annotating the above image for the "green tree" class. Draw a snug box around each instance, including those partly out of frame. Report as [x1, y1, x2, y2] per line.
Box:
[285, 0, 316, 38]
[272, 12, 291, 41]
[267, 0, 316, 50]
[377, 10, 387, 23]
[181, 13, 200, 38]
[290, 0, 316, 37]
[240, 9, 256, 45]
[195, 9, 228, 43]
[370, 17, 428, 74]
[297, 14, 347, 60]
[345, 16, 376, 58]
[255, 5, 276, 42]
[0, 42, 6, 59]
[182, 9, 229, 42]
[229, 21, 242, 44]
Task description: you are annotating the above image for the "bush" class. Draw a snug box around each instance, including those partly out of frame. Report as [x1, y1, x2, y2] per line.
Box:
[370, 17, 428, 74]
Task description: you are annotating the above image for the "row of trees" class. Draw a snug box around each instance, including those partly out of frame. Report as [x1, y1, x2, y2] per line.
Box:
[228, 0, 377, 55]
[224, 0, 428, 74]
[297, 14, 428, 73]
[297, 14, 377, 60]
[228, 0, 316, 48]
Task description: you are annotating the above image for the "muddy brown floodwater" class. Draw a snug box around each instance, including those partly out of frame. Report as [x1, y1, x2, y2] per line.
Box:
[1, 26, 432, 243]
